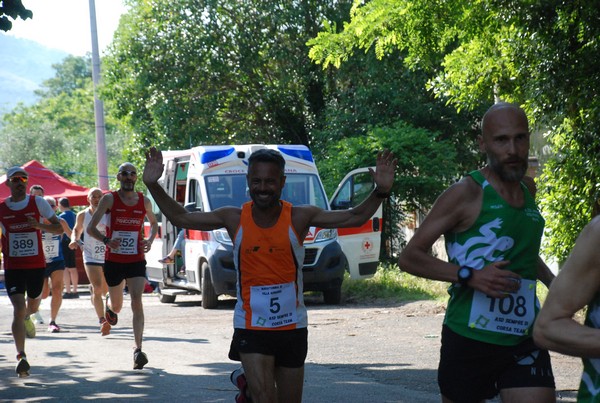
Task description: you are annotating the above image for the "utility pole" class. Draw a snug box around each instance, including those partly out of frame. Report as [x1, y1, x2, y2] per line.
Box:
[89, 0, 109, 190]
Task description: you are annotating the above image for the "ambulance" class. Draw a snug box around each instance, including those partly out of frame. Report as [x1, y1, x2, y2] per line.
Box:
[145, 144, 383, 309]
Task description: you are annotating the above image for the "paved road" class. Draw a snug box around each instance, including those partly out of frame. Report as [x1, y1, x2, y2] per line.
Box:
[0, 289, 582, 402]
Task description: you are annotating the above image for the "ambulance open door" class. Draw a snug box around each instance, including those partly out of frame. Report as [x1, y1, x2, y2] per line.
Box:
[330, 167, 382, 279]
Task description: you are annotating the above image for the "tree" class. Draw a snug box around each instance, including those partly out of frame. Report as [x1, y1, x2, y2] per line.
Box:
[102, 0, 353, 158]
[0, 55, 124, 188]
[308, 0, 600, 263]
[0, 0, 32, 31]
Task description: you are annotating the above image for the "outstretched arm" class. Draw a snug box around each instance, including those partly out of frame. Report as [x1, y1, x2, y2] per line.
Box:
[143, 147, 237, 232]
[534, 216, 600, 357]
[304, 149, 397, 229]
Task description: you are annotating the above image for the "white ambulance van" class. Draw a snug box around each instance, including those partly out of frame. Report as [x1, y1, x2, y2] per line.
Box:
[145, 144, 383, 308]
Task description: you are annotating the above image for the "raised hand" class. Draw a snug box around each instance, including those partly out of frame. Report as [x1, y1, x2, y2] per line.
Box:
[143, 147, 165, 186]
[369, 149, 397, 194]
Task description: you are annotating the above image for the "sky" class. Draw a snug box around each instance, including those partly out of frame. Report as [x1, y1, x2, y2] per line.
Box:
[5, 0, 127, 56]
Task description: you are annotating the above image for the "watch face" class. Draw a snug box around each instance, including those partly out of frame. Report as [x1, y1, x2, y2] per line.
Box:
[458, 267, 471, 280]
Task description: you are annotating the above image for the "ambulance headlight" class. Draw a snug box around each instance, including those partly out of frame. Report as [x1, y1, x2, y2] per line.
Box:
[213, 229, 232, 245]
[314, 228, 337, 242]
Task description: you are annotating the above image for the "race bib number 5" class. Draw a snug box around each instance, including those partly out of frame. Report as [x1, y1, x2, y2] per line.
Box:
[250, 282, 298, 328]
[468, 279, 536, 336]
[9, 232, 38, 257]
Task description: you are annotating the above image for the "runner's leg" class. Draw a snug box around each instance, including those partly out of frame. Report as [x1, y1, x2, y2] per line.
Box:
[126, 276, 146, 348]
[240, 353, 277, 402]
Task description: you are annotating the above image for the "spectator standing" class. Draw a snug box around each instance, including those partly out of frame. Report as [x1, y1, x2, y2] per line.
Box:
[58, 198, 78, 298]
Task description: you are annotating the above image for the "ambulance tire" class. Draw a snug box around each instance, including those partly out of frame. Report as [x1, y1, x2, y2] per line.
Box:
[323, 286, 341, 305]
[201, 262, 218, 309]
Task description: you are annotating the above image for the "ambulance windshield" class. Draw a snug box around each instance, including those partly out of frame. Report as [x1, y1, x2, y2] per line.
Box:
[204, 174, 328, 210]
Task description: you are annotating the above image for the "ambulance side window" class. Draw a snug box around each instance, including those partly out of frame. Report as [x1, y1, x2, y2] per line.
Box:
[188, 179, 203, 211]
[331, 172, 374, 210]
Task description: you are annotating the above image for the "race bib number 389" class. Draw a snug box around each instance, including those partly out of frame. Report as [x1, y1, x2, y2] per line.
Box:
[468, 279, 536, 336]
[9, 232, 38, 257]
[250, 282, 298, 328]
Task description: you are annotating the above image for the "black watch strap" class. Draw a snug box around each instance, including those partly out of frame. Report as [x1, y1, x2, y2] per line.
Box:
[102, 237, 111, 245]
[374, 187, 390, 199]
[457, 266, 473, 286]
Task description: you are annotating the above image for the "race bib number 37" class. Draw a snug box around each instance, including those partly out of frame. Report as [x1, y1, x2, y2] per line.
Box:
[250, 282, 298, 328]
[468, 279, 536, 336]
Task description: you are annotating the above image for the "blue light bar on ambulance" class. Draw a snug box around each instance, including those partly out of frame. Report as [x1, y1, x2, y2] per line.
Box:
[200, 147, 235, 164]
[277, 146, 314, 163]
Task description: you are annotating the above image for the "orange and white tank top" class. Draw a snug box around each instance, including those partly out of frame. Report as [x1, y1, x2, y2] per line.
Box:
[233, 201, 307, 330]
[106, 191, 146, 263]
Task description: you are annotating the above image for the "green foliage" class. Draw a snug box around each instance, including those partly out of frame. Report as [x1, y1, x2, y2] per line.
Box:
[105, 0, 477, 224]
[309, 0, 600, 263]
[103, 0, 351, 156]
[0, 55, 124, 188]
[318, 121, 461, 211]
[0, 0, 32, 31]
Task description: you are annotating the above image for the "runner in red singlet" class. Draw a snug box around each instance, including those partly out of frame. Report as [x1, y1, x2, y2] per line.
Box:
[1, 166, 62, 377]
[87, 163, 158, 370]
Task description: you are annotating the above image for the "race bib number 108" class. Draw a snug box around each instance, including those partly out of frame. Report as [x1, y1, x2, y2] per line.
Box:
[468, 279, 536, 336]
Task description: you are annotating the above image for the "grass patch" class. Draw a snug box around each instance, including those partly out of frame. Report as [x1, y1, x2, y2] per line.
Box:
[342, 263, 450, 304]
[342, 263, 555, 306]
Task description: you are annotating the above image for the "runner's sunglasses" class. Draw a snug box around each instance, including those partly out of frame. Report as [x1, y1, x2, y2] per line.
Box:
[9, 176, 28, 183]
[119, 170, 137, 177]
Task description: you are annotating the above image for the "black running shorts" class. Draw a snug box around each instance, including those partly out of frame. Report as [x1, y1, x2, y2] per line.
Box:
[61, 238, 76, 267]
[229, 327, 308, 368]
[5, 268, 45, 298]
[103, 260, 146, 287]
[438, 325, 555, 402]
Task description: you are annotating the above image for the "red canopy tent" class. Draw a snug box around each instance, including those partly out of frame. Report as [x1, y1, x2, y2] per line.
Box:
[0, 160, 91, 206]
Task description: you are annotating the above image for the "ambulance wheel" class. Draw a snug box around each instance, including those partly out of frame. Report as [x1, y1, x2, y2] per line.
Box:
[201, 262, 218, 309]
[323, 286, 341, 305]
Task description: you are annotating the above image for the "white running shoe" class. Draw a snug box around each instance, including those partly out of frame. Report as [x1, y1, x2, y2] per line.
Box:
[32, 311, 44, 324]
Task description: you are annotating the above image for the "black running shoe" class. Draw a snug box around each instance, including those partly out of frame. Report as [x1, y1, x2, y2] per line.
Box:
[105, 293, 118, 326]
[16, 353, 30, 377]
[133, 348, 148, 370]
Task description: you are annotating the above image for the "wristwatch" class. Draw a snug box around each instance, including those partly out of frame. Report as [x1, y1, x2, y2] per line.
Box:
[102, 237, 111, 245]
[457, 266, 473, 286]
[374, 186, 390, 199]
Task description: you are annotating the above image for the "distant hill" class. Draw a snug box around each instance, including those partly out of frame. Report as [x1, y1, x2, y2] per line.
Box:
[0, 34, 68, 114]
